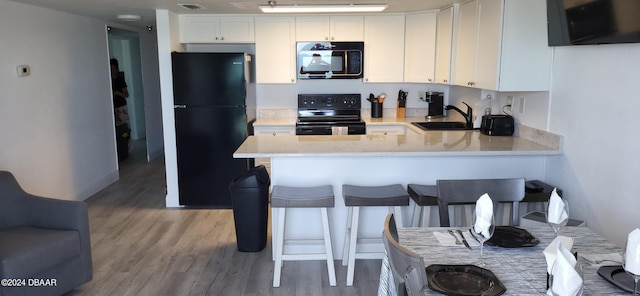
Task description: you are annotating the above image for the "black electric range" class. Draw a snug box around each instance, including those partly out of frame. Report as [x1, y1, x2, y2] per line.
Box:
[295, 94, 366, 135]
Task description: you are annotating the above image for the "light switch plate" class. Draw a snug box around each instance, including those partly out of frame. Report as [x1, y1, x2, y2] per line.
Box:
[17, 65, 30, 77]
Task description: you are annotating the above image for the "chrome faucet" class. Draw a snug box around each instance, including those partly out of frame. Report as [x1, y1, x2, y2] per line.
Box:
[445, 102, 473, 129]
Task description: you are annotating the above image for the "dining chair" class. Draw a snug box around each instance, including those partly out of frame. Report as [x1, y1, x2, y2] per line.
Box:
[382, 213, 428, 296]
[436, 178, 526, 227]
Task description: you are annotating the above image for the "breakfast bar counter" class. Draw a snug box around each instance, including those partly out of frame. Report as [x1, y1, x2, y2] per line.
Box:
[234, 123, 563, 259]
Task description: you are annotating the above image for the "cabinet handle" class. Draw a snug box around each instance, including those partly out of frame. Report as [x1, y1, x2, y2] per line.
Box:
[443, 79, 448, 83]
[325, 36, 329, 40]
[215, 37, 219, 40]
[331, 36, 335, 40]
[272, 133, 277, 136]
[291, 78, 295, 82]
[428, 78, 432, 82]
[221, 37, 225, 40]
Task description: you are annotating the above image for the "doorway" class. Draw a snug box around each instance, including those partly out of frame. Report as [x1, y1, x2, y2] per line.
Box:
[108, 27, 147, 166]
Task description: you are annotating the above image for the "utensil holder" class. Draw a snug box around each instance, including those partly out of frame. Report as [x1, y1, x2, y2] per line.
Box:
[372, 102, 383, 118]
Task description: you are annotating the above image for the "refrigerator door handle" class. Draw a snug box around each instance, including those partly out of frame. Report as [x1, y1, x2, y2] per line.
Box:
[174, 104, 187, 109]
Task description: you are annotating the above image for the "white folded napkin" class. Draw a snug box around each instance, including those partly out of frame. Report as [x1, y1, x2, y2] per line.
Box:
[544, 235, 575, 273]
[547, 188, 568, 224]
[474, 193, 494, 239]
[625, 228, 640, 275]
[580, 252, 623, 267]
[549, 242, 583, 296]
[433, 231, 480, 247]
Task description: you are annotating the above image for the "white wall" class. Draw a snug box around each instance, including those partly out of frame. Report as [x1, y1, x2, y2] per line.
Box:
[546, 43, 640, 246]
[0, 1, 117, 200]
[0, 1, 163, 201]
[156, 10, 184, 207]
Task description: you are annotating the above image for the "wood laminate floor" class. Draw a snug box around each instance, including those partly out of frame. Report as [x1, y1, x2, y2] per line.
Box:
[69, 143, 382, 296]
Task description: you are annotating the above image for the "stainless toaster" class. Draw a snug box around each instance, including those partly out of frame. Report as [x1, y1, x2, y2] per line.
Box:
[480, 115, 514, 136]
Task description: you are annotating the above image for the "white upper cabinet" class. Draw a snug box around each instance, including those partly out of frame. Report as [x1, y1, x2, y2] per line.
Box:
[435, 5, 457, 85]
[452, 0, 552, 91]
[452, 0, 479, 88]
[364, 15, 406, 83]
[179, 16, 255, 43]
[404, 12, 438, 83]
[295, 16, 364, 41]
[254, 17, 297, 84]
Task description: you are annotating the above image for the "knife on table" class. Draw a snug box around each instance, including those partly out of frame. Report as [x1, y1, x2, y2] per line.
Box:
[457, 229, 472, 249]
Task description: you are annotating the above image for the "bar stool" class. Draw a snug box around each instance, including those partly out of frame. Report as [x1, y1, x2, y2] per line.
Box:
[270, 185, 337, 288]
[341, 184, 409, 286]
[407, 184, 438, 227]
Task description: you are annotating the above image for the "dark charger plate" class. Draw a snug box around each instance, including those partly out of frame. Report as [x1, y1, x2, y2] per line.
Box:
[485, 226, 540, 248]
[597, 265, 637, 293]
[426, 264, 506, 296]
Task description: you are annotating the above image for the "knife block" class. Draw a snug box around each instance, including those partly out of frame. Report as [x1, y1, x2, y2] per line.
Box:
[396, 107, 406, 118]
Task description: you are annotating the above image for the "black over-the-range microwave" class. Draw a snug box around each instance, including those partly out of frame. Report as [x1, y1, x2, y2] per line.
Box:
[297, 41, 364, 79]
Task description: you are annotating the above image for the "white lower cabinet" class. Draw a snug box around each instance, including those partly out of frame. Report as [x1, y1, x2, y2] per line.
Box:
[253, 126, 295, 170]
[366, 125, 407, 136]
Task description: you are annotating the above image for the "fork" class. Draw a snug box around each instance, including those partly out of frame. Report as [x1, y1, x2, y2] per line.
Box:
[447, 230, 462, 245]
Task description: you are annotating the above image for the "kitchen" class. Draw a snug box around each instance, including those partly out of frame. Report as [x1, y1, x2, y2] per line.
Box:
[149, 0, 640, 248]
[2, 0, 640, 287]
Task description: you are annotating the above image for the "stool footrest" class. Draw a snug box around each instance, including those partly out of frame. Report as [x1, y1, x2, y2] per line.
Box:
[282, 254, 331, 261]
[354, 252, 385, 260]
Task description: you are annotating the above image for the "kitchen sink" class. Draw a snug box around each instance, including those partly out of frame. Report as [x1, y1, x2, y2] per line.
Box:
[411, 121, 471, 130]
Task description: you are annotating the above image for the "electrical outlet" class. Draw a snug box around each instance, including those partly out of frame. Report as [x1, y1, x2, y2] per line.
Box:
[506, 96, 513, 111]
[519, 97, 526, 113]
[418, 91, 426, 102]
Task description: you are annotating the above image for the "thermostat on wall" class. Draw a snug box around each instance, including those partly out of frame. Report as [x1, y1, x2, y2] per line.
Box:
[17, 65, 30, 77]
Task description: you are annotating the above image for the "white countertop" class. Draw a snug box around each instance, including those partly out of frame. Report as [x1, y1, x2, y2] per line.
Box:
[238, 117, 562, 158]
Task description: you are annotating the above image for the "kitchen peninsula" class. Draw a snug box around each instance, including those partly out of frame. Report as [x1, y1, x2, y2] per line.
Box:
[233, 118, 562, 258]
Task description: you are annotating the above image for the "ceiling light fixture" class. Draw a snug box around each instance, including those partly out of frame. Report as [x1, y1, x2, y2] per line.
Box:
[258, 1, 388, 13]
[116, 14, 142, 22]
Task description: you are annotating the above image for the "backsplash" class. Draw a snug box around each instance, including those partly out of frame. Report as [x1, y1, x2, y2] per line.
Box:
[517, 124, 563, 150]
[258, 108, 429, 119]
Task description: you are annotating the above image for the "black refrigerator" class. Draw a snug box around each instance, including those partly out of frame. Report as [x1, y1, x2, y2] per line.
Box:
[172, 52, 256, 207]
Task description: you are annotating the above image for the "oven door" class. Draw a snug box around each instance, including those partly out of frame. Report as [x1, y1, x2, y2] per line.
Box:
[295, 122, 366, 135]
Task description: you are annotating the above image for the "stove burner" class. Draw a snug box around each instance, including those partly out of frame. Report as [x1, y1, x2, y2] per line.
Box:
[296, 94, 366, 135]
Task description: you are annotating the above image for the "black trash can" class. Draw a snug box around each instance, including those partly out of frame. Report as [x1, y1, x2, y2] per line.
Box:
[229, 165, 270, 252]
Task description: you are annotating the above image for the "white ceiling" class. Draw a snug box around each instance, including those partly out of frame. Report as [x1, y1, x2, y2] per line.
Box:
[10, 0, 463, 28]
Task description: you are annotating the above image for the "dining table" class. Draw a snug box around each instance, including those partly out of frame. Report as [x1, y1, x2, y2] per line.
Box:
[378, 226, 631, 295]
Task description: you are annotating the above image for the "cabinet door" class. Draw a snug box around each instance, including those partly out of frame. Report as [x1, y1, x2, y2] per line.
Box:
[255, 17, 296, 83]
[330, 16, 364, 41]
[366, 125, 407, 135]
[364, 15, 405, 83]
[474, 0, 503, 90]
[296, 16, 331, 41]
[404, 12, 437, 83]
[453, 0, 478, 87]
[219, 17, 255, 42]
[179, 15, 220, 43]
[435, 6, 455, 84]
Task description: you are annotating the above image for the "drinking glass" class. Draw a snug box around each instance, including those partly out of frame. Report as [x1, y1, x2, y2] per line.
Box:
[548, 260, 583, 296]
[623, 241, 640, 295]
[546, 199, 569, 236]
[469, 210, 495, 267]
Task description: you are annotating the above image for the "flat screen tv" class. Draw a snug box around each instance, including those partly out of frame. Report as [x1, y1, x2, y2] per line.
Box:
[547, 0, 640, 46]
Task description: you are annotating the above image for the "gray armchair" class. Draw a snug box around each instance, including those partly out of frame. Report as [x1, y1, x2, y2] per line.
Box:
[0, 171, 92, 296]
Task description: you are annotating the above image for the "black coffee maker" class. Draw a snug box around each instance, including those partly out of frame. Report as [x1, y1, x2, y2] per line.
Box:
[426, 92, 444, 118]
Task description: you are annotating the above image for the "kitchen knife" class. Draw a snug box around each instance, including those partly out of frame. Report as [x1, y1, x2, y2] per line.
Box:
[457, 229, 472, 249]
